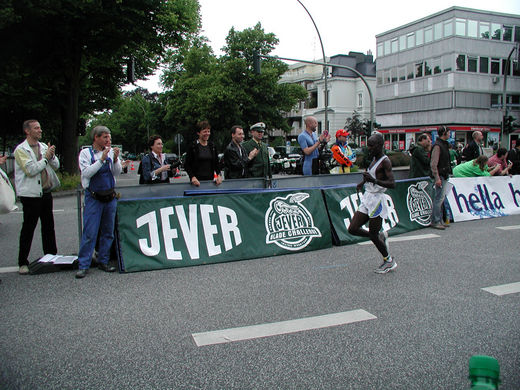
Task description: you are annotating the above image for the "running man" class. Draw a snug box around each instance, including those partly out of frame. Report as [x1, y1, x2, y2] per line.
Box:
[348, 133, 396, 273]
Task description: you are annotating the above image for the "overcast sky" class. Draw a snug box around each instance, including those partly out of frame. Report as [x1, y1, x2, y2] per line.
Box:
[132, 0, 520, 92]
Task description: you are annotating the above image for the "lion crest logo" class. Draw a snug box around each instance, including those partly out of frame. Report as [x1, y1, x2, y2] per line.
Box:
[265, 193, 322, 251]
[407, 181, 433, 226]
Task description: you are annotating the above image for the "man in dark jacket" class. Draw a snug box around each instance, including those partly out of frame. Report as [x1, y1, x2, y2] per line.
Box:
[243, 122, 271, 178]
[508, 141, 520, 175]
[461, 131, 483, 162]
[430, 126, 452, 230]
[409, 133, 431, 178]
[223, 125, 258, 179]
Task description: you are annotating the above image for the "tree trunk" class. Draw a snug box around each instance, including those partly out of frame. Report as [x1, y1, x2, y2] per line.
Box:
[60, 45, 81, 174]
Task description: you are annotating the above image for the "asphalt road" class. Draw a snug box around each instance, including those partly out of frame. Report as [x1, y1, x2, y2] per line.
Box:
[0, 177, 519, 389]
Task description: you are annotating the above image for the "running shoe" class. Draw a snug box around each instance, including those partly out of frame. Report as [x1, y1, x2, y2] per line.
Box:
[374, 257, 397, 274]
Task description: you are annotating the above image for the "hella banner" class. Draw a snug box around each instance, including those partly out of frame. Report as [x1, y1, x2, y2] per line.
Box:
[446, 175, 520, 222]
[116, 189, 331, 272]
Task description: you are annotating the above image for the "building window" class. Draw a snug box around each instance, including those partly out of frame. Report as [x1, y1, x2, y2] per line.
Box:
[514, 61, 520, 77]
[490, 94, 501, 108]
[491, 58, 500, 74]
[442, 54, 452, 72]
[377, 70, 383, 85]
[407, 32, 415, 49]
[384, 40, 391, 55]
[491, 23, 501, 40]
[515, 26, 520, 43]
[416, 28, 424, 45]
[358, 93, 363, 107]
[415, 62, 423, 78]
[424, 60, 432, 76]
[433, 57, 441, 74]
[434, 22, 443, 40]
[456, 18, 466, 36]
[468, 57, 477, 72]
[479, 57, 489, 73]
[444, 20, 453, 37]
[391, 68, 397, 83]
[503, 25, 513, 41]
[407, 63, 415, 79]
[391, 38, 398, 53]
[424, 27, 433, 43]
[384, 70, 391, 84]
[377, 43, 384, 58]
[399, 66, 406, 81]
[467, 20, 478, 38]
[456, 54, 466, 71]
[399, 35, 406, 51]
[480, 22, 490, 39]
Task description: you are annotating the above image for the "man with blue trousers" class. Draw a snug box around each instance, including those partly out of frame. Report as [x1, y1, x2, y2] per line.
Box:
[76, 126, 121, 279]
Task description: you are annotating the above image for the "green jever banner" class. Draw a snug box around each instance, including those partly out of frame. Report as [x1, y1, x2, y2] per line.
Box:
[117, 189, 332, 272]
[323, 178, 434, 245]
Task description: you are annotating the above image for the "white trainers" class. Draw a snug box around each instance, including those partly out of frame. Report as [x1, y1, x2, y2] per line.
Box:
[18, 265, 29, 275]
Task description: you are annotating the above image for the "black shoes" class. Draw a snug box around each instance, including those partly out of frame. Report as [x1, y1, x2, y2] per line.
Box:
[75, 269, 87, 279]
[97, 263, 116, 272]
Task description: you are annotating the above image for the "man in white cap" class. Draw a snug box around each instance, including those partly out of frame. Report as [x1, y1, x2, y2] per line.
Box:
[242, 122, 270, 178]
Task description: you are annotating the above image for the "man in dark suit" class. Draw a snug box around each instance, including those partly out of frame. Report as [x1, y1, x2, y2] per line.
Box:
[461, 131, 483, 162]
[223, 125, 258, 179]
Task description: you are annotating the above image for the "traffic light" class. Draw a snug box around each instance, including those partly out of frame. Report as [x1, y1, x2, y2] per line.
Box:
[503, 115, 516, 133]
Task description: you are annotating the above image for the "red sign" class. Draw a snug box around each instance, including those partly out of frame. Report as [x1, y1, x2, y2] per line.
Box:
[399, 140, 405, 150]
[378, 126, 501, 133]
[384, 140, 390, 150]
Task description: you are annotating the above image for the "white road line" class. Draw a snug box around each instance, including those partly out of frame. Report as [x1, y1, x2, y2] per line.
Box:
[357, 233, 440, 245]
[496, 225, 520, 230]
[12, 209, 64, 214]
[481, 282, 520, 296]
[192, 309, 377, 347]
[0, 266, 20, 274]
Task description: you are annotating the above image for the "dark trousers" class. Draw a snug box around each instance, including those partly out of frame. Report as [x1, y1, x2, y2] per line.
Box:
[18, 192, 57, 266]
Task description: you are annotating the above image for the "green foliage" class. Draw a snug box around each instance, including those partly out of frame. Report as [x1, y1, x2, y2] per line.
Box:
[55, 172, 81, 191]
[0, 0, 200, 173]
[345, 111, 366, 137]
[387, 151, 411, 167]
[161, 23, 307, 151]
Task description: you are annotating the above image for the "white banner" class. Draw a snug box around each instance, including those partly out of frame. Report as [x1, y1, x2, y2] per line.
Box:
[446, 176, 520, 222]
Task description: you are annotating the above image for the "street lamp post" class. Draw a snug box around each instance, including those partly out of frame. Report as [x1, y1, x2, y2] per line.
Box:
[296, 0, 328, 134]
[501, 43, 519, 148]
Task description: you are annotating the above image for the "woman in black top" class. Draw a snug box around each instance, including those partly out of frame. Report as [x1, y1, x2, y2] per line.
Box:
[184, 121, 222, 186]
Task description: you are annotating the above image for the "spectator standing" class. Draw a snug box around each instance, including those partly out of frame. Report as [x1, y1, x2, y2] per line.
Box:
[243, 122, 270, 178]
[453, 155, 503, 177]
[297, 116, 330, 175]
[14, 120, 60, 275]
[184, 121, 222, 187]
[331, 129, 356, 174]
[461, 131, 484, 162]
[430, 126, 452, 230]
[140, 135, 171, 184]
[508, 141, 520, 175]
[75, 126, 121, 278]
[408, 133, 432, 178]
[348, 133, 396, 274]
[223, 125, 258, 179]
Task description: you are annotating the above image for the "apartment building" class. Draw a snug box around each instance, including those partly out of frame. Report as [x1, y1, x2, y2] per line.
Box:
[277, 52, 376, 142]
[375, 6, 520, 150]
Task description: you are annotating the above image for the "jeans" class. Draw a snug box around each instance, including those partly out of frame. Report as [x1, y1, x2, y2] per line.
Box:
[432, 178, 448, 224]
[78, 191, 117, 269]
[18, 193, 57, 266]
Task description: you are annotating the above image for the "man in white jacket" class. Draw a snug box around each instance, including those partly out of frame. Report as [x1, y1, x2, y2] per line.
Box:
[14, 120, 60, 274]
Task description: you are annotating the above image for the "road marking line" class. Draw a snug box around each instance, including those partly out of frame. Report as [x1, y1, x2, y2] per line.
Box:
[482, 282, 520, 296]
[0, 266, 20, 274]
[357, 233, 440, 245]
[192, 309, 377, 347]
[496, 225, 520, 230]
[12, 209, 64, 214]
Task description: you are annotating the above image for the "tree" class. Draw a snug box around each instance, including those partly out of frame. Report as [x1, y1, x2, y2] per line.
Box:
[161, 23, 307, 151]
[345, 111, 365, 137]
[0, 0, 200, 172]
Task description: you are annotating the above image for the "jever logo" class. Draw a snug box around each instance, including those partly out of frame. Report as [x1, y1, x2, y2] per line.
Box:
[265, 193, 321, 251]
[406, 181, 433, 226]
